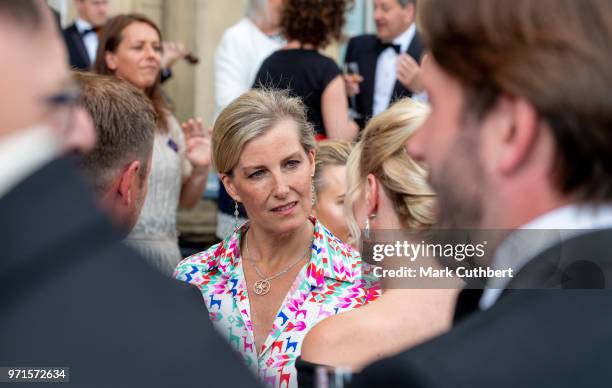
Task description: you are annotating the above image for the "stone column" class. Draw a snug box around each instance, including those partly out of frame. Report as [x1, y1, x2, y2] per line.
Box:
[193, 0, 246, 126]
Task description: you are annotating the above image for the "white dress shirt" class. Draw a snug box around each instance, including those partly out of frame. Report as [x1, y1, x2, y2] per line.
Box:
[75, 17, 99, 65]
[372, 23, 416, 116]
[0, 126, 60, 198]
[479, 204, 612, 310]
[213, 18, 282, 119]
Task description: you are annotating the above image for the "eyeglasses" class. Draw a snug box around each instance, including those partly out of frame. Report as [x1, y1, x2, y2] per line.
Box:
[42, 81, 83, 140]
[43, 80, 81, 108]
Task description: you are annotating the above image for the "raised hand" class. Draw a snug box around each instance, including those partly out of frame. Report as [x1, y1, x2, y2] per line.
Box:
[160, 41, 191, 69]
[396, 54, 424, 93]
[181, 118, 212, 171]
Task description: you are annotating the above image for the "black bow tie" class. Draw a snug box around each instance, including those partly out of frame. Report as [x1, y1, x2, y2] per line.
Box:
[377, 40, 401, 55]
[80, 27, 99, 36]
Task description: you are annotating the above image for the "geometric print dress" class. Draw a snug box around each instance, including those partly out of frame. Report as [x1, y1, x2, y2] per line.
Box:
[175, 216, 381, 387]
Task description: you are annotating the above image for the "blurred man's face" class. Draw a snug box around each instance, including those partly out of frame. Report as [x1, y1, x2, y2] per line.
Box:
[0, 4, 95, 153]
[265, 0, 283, 29]
[0, 6, 69, 138]
[75, 0, 109, 27]
[374, 0, 415, 43]
[407, 56, 486, 228]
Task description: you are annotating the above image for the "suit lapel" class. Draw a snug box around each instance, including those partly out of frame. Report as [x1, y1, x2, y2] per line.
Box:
[361, 49, 378, 120]
[452, 228, 612, 325]
[67, 24, 91, 68]
[503, 228, 612, 292]
[406, 32, 424, 63]
[388, 33, 424, 105]
[389, 80, 410, 105]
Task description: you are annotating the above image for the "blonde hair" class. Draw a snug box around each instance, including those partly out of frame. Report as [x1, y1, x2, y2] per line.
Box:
[212, 88, 316, 175]
[313, 140, 353, 203]
[345, 98, 436, 242]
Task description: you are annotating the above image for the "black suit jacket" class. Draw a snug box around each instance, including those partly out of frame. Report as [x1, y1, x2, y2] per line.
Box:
[344, 32, 424, 128]
[62, 23, 91, 70]
[0, 157, 258, 387]
[350, 228, 612, 388]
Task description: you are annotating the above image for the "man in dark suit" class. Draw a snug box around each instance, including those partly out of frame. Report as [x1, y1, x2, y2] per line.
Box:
[344, 0, 423, 127]
[62, 0, 109, 70]
[0, 2, 257, 386]
[350, 0, 612, 386]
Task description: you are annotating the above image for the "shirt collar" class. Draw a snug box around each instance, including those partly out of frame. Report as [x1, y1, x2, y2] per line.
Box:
[480, 203, 612, 309]
[0, 126, 60, 198]
[75, 17, 93, 34]
[392, 23, 416, 54]
[203, 216, 362, 287]
[522, 203, 612, 230]
[492, 204, 612, 276]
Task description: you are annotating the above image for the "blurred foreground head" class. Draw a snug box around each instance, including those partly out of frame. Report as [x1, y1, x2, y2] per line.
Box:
[74, 72, 155, 236]
[0, 0, 93, 145]
[0, 0, 94, 153]
[408, 0, 612, 229]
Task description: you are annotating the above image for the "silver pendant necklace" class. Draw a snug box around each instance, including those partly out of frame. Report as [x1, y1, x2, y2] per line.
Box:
[244, 228, 312, 296]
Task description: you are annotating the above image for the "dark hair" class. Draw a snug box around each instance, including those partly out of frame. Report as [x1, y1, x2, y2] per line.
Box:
[93, 13, 168, 132]
[74, 71, 155, 194]
[280, 0, 353, 49]
[420, 0, 612, 201]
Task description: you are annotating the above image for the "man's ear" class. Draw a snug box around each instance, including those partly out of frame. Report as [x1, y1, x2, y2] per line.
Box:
[488, 95, 539, 175]
[118, 161, 141, 205]
[105, 50, 118, 71]
[220, 174, 241, 203]
[365, 173, 379, 216]
[404, 2, 416, 23]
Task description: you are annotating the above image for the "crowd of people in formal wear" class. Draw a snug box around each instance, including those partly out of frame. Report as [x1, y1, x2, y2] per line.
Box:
[2, 0, 612, 387]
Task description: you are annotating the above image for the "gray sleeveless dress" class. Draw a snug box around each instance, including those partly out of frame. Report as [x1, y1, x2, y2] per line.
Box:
[126, 115, 191, 276]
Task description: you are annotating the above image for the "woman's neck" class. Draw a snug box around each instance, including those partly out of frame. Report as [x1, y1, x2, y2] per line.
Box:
[245, 219, 314, 272]
[368, 208, 412, 289]
[284, 40, 317, 50]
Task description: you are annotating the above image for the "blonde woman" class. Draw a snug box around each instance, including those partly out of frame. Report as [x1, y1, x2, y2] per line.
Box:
[312, 140, 353, 243]
[174, 89, 380, 388]
[298, 99, 458, 380]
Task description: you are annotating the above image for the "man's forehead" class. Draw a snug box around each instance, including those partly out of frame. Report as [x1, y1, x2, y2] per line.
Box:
[1, 13, 68, 86]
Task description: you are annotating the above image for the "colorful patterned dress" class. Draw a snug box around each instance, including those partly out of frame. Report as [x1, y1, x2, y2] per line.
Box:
[175, 216, 380, 387]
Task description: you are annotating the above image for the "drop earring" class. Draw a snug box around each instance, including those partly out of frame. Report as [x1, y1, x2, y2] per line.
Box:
[311, 179, 316, 205]
[234, 201, 240, 229]
[364, 213, 377, 239]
